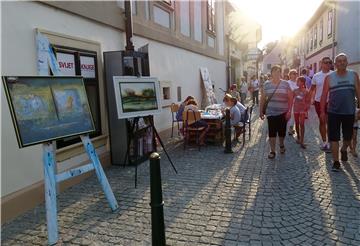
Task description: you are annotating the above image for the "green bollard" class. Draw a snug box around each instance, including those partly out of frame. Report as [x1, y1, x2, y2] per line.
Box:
[149, 152, 166, 246]
[224, 108, 233, 153]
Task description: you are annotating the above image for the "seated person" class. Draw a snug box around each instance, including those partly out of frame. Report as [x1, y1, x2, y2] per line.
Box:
[176, 96, 195, 121]
[223, 94, 247, 122]
[229, 84, 241, 101]
[183, 99, 209, 145]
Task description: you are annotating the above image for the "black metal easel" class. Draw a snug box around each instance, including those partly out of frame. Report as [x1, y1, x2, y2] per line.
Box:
[123, 115, 177, 188]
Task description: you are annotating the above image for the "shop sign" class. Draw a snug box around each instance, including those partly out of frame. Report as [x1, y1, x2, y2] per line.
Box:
[57, 53, 76, 76]
[80, 56, 96, 78]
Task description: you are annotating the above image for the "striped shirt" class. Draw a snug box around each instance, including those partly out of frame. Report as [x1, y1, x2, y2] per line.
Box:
[264, 80, 291, 116]
[328, 70, 356, 115]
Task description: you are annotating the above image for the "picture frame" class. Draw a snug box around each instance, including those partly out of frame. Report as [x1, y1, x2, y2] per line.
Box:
[2, 76, 96, 148]
[113, 76, 162, 119]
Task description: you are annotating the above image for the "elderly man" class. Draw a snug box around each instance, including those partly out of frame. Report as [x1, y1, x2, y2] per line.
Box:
[320, 53, 360, 171]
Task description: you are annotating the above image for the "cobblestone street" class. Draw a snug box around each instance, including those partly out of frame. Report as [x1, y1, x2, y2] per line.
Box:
[2, 107, 360, 246]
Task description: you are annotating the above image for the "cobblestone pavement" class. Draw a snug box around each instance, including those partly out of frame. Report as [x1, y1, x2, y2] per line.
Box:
[2, 106, 360, 246]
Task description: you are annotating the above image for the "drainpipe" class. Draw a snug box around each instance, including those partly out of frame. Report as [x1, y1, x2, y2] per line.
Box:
[331, 1, 336, 60]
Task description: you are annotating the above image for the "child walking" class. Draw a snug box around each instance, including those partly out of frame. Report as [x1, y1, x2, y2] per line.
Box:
[293, 76, 310, 149]
[350, 108, 360, 157]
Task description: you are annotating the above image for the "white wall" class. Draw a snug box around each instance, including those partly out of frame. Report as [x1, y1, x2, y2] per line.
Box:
[1, 1, 123, 196]
[131, 36, 226, 131]
[1, 1, 227, 197]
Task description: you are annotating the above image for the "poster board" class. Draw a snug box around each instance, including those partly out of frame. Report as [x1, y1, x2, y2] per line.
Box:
[113, 76, 162, 119]
[2, 76, 95, 148]
[200, 67, 217, 107]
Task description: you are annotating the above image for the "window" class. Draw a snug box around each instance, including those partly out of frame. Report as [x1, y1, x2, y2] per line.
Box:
[327, 10, 333, 37]
[267, 64, 271, 70]
[53, 46, 101, 148]
[177, 86, 182, 102]
[314, 62, 317, 73]
[314, 25, 317, 49]
[310, 31, 313, 51]
[180, 0, 190, 37]
[320, 19, 323, 42]
[154, 6, 171, 28]
[194, 1, 202, 42]
[163, 87, 170, 100]
[207, 0, 215, 32]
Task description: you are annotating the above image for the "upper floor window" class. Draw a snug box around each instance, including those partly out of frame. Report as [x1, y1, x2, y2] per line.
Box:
[327, 10, 333, 37]
[207, 0, 215, 33]
[314, 25, 317, 49]
[320, 19, 323, 42]
[310, 31, 313, 51]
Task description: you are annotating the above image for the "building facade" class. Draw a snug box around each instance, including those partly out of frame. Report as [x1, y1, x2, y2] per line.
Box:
[294, 0, 360, 75]
[1, 0, 230, 222]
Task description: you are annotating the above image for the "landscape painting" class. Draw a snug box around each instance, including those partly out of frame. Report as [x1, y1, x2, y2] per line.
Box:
[2, 76, 95, 148]
[113, 76, 162, 119]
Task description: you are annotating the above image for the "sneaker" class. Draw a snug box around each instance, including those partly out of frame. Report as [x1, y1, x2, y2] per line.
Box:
[332, 161, 340, 171]
[341, 150, 348, 162]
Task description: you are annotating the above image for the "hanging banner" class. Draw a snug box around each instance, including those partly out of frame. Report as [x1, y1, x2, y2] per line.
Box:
[80, 56, 96, 78]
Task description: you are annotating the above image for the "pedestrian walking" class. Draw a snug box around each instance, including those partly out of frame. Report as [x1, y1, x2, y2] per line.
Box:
[301, 68, 312, 90]
[320, 53, 360, 171]
[310, 57, 333, 152]
[239, 77, 248, 105]
[249, 75, 260, 106]
[287, 69, 299, 135]
[293, 76, 311, 149]
[260, 65, 293, 159]
[350, 108, 360, 157]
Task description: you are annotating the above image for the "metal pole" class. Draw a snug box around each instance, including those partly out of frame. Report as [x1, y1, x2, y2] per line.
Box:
[224, 108, 233, 153]
[124, 0, 135, 51]
[149, 152, 166, 246]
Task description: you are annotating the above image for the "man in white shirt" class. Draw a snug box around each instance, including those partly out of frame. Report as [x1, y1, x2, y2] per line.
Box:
[287, 69, 299, 135]
[250, 76, 260, 106]
[310, 56, 333, 152]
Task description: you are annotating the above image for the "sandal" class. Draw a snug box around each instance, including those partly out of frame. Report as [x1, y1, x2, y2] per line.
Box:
[280, 145, 286, 154]
[268, 151, 276, 159]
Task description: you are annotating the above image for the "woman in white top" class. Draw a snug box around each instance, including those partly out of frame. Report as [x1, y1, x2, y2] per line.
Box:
[239, 77, 248, 105]
[249, 75, 260, 105]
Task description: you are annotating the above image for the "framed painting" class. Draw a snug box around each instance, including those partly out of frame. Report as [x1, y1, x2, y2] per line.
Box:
[113, 76, 162, 119]
[2, 76, 95, 148]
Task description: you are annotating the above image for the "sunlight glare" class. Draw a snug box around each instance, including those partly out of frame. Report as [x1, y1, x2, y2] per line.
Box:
[231, 0, 324, 48]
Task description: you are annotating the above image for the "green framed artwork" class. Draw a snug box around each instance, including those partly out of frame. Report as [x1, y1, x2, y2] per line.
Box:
[2, 76, 95, 148]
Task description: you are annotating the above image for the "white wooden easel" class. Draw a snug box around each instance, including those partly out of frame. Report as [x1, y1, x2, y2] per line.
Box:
[42, 135, 118, 245]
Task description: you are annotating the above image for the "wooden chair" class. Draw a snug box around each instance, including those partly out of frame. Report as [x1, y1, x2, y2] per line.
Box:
[182, 109, 206, 150]
[233, 105, 253, 145]
[170, 103, 181, 137]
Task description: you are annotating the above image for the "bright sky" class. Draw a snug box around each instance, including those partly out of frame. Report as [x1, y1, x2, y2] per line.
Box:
[232, 0, 324, 48]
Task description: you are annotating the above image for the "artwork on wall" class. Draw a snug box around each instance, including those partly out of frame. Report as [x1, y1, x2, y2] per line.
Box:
[2, 76, 95, 148]
[113, 76, 162, 119]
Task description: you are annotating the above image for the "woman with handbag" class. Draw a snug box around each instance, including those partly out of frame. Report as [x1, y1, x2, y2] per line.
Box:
[260, 65, 293, 159]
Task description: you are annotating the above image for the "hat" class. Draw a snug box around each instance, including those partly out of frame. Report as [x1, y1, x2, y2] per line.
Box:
[224, 93, 233, 99]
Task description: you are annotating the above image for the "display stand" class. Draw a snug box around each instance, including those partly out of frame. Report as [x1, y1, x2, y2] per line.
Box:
[123, 115, 177, 188]
[43, 135, 118, 245]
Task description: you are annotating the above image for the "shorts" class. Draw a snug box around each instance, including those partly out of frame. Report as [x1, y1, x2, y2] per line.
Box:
[191, 120, 208, 129]
[314, 101, 327, 118]
[327, 113, 355, 141]
[267, 113, 287, 138]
